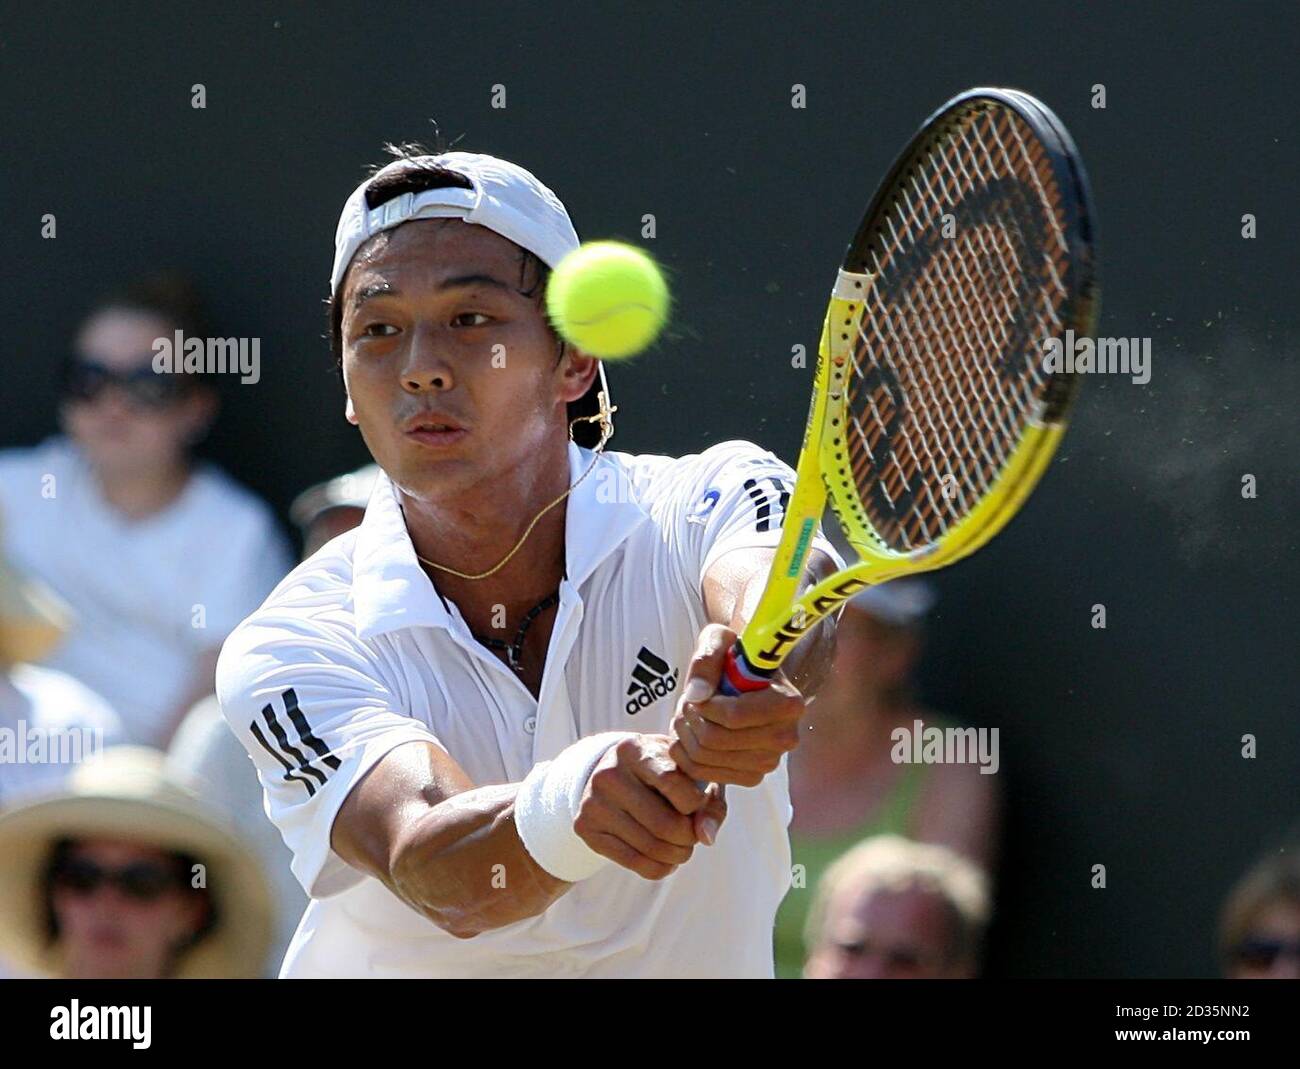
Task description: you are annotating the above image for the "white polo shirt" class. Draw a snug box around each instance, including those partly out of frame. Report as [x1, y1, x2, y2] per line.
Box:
[0, 437, 292, 745]
[216, 439, 839, 978]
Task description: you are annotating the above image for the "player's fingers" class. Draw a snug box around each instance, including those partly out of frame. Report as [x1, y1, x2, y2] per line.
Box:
[672, 703, 801, 754]
[671, 712, 784, 773]
[608, 766, 700, 847]
[585, 794, 694, 866]
[622, 738, 710, 816]
[678, 623, 735, 706]
[668, 742, 765, 789]
[689, 684, 805, 732]
[674, 738, 782, 775]
[580, 829, 679, 881]
[692, 783, 728, 845]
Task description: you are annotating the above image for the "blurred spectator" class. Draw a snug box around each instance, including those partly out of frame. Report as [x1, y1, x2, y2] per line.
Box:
[289, 462, 380, 558]
[773, 579, 1001, 977]
[0, 273, 292, 746]
[1219, 847, 1300, 979]
[803, 835, 990, 979]
[0, 745, 271, 978]
[162, 466, 377, 975]
[0, 539, 121, 809]
[167, 695, 307, 977]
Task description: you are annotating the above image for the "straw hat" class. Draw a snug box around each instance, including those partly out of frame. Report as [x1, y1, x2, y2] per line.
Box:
[0, 745, 273, 978]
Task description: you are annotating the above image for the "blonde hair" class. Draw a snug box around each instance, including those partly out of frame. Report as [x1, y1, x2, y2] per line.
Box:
[805, 835, 992, 965]
[1218, 848, 1300, 968]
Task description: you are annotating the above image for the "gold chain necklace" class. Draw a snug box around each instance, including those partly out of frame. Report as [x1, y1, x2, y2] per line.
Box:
[413, 391, 617, 581]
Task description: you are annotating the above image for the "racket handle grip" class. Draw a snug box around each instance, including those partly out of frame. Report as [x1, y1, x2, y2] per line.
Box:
[718, 643, 775, 697]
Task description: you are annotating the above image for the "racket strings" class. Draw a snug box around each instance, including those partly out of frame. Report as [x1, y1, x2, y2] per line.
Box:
[844, 103, 1073, 551]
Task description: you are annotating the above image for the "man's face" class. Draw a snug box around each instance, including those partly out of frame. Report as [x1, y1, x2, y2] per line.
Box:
[50, 838, 207, 980]
[804, 880, 974, 979]
[61, 308, 214, 477]
[338, 218, 596, 502]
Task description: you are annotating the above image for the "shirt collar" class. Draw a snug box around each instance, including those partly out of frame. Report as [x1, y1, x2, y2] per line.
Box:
[352, 441, 649, 641]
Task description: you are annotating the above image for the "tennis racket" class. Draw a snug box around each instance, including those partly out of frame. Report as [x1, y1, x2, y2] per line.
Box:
[720, 86, 1099, 696]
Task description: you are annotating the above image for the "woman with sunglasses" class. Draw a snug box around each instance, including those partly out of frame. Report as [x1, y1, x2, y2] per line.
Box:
[0, 745, 272, 978]
[0, 273, 291, 747]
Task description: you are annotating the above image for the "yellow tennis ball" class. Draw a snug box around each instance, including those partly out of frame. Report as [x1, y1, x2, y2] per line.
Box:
[546, 241, 669, 359]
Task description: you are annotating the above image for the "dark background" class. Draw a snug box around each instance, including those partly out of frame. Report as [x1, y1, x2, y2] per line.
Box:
[3, 1, 1297, 977]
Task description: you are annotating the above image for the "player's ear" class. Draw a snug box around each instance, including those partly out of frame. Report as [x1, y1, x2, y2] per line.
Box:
[557, 346, 599, 405]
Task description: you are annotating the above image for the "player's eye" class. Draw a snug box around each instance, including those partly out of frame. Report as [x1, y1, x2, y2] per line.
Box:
[361, 322, 399, 337]
[453, 312, 492, 327]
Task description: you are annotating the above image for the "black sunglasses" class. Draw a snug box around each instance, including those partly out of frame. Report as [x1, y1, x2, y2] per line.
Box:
[53, 856, 186, 901]
[1232, 936, 1300, 969]
[62, 358, 195, 409]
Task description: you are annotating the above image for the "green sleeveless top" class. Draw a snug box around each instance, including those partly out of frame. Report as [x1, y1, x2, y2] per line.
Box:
[772, 757, 927, 978]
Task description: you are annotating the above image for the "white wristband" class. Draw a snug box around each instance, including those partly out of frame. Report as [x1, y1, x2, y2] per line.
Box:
[514, 731, 638, 882]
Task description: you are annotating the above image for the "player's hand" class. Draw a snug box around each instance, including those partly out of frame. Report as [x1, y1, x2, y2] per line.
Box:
[668, 623, 805, 789]
[575, 734, 728, 881]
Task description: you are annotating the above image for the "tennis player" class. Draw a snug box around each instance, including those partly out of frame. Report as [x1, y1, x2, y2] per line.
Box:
[216, 147, 840, 978]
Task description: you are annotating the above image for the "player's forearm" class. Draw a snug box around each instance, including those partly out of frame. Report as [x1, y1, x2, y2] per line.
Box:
[723, 552, 839, 699]
[704, 547, 839, 698]
[388, 783, 571, 937]
[779, 612, 836, 698]
[779, 548, 840, 697]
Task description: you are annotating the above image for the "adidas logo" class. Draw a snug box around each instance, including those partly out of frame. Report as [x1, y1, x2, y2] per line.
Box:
[624, 646, 680, 715]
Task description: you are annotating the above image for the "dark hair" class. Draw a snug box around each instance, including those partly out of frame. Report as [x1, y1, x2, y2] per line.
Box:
[42, 838, 218, 972]
[76, 271, 217, 393]
[327, 142, 594, 436]
[89, 270, 211, 345]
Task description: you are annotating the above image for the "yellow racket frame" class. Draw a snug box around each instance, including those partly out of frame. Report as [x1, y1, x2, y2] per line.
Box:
[739, 269, 1069, 673]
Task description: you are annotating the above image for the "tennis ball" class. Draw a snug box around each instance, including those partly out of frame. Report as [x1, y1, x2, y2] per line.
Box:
[546, 241, 669, 359]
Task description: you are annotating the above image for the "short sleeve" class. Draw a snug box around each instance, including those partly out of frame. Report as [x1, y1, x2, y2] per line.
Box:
[666, 440, 843, 586]
[215, 615, 443, 899]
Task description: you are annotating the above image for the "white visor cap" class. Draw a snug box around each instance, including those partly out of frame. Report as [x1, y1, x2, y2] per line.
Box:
[330, 151, 581, 296]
